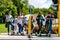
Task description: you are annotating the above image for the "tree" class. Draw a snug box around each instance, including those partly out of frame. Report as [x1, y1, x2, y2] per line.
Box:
[0, 0, 17, 23]
[12, 0, 29, 15]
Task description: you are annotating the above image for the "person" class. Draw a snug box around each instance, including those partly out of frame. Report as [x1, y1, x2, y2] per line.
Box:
[36, 12, 44, 36]
[6, 11, 14, 35]
[17, 11, 24, 35]
[23, 17, 28, 35]
[45, 12, 54, 37]
[23, 17, 28, 30]
[31, 15, 35, 34]
[12, 16, 18, 34]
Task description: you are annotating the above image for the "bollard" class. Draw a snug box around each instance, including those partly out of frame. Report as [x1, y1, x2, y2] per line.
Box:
[28, 16, 31, 38]
[58, 0, 60, 37]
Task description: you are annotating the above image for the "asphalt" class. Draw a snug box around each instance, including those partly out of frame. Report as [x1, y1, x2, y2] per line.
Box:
[0, 33, 60, 40]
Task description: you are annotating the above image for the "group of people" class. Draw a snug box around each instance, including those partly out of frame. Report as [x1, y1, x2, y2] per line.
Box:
[5, 11, 54, 37]
[36, 12, 54, 37]
[6, 11, 28, 35]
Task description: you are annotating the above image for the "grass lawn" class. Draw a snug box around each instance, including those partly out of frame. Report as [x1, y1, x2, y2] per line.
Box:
[0, 24, 7, 33]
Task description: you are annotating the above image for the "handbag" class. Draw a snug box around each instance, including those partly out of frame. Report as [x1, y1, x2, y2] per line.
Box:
[5, 23, 8, 28]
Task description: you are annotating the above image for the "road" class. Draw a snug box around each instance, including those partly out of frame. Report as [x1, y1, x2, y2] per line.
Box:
[0, 33, 60, 40]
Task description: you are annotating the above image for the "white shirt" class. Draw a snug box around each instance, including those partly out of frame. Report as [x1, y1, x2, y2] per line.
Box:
[17, 16, 24, 25]
[6, 15, 12, 22]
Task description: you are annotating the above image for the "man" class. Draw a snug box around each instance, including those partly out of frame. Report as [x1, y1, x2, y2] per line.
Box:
[36, 12, 44, 36]
[45, 12, 54, 37]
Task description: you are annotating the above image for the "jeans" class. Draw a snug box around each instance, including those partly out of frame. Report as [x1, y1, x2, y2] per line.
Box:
[19, 24, 23, 33]
[47, 24, 52, 32]
[37, 23, 43, 34]
[6, 22, 14, 34]
[38, 23, 42, 30]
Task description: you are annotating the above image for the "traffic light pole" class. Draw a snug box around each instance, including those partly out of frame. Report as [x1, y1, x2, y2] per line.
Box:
[58, 0, 60, 36]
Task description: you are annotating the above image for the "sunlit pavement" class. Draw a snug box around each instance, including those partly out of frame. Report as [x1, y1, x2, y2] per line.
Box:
[0, 33, 60, 40]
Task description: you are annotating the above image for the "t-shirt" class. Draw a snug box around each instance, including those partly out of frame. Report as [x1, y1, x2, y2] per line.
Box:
[46, 16, 53, 24]
[6, 15, 13, 22]
[13, 18, 17, 24]
[17, 16, 24, 25]
[36, 15, 44, 25]
[23, 17, 28, 24]
[31, 19, 35, 25]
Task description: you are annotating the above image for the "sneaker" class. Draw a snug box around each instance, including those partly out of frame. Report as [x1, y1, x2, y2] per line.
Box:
[8, 33, 9, 35]
[35, 32, 37, 36]
[11, 33, 14, 35]
[21, 32, 24, 36]
[39, 31, 41, 36]
[48, 31, 51, 37]
[16, 32, 20, 35]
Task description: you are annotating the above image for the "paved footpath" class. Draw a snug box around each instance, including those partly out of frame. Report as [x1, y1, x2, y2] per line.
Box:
[0, 33, 60, 40]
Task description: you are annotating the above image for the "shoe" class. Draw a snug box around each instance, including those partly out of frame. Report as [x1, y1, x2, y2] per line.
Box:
[8, 33, 9, 35]
[11, 33, 14, 35]
[11, 32, 15, 35]
[39, 31, 41, 36]
[39, 34, 41, 36]
[8, 32, 10, 35]
[48, 31, 51, 37]
[21, 32, 24, 36]
[35, 32, 37, 36]
[21, 33, 24, 36]
[48, 33, 51, 37]
[18, 33, 21, 35]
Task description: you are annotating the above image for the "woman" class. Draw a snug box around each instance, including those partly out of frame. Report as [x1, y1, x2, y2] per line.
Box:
[17, 12, 24, 35]
[6, 11, 14, 35]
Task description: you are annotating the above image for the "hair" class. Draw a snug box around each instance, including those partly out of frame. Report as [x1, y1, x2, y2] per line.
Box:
[48, 12, 52, 14]
[18, 11, 23, 16]
[31, 15, 33, 19]
[38, 12, 42, 16]
[6, 10, 11, 15]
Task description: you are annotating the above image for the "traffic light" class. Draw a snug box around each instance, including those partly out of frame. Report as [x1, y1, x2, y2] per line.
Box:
[52, 0, 58, 4]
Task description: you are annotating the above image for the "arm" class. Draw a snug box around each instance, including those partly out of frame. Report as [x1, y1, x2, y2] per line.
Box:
[36, 16, 39, 21]
[50, 18, 55, 20]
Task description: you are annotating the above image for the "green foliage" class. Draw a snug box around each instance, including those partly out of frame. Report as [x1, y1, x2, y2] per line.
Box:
[0, 0, 55, 23]
[0, 24, 7, 33]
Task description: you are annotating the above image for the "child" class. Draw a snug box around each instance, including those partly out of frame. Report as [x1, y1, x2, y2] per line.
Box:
[24, 17, 28, 30]
[22, 17, 28, 35]
[12, 16, 18, 35]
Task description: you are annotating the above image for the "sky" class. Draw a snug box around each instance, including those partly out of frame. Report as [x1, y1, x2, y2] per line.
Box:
[28, 0, 53, 9]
